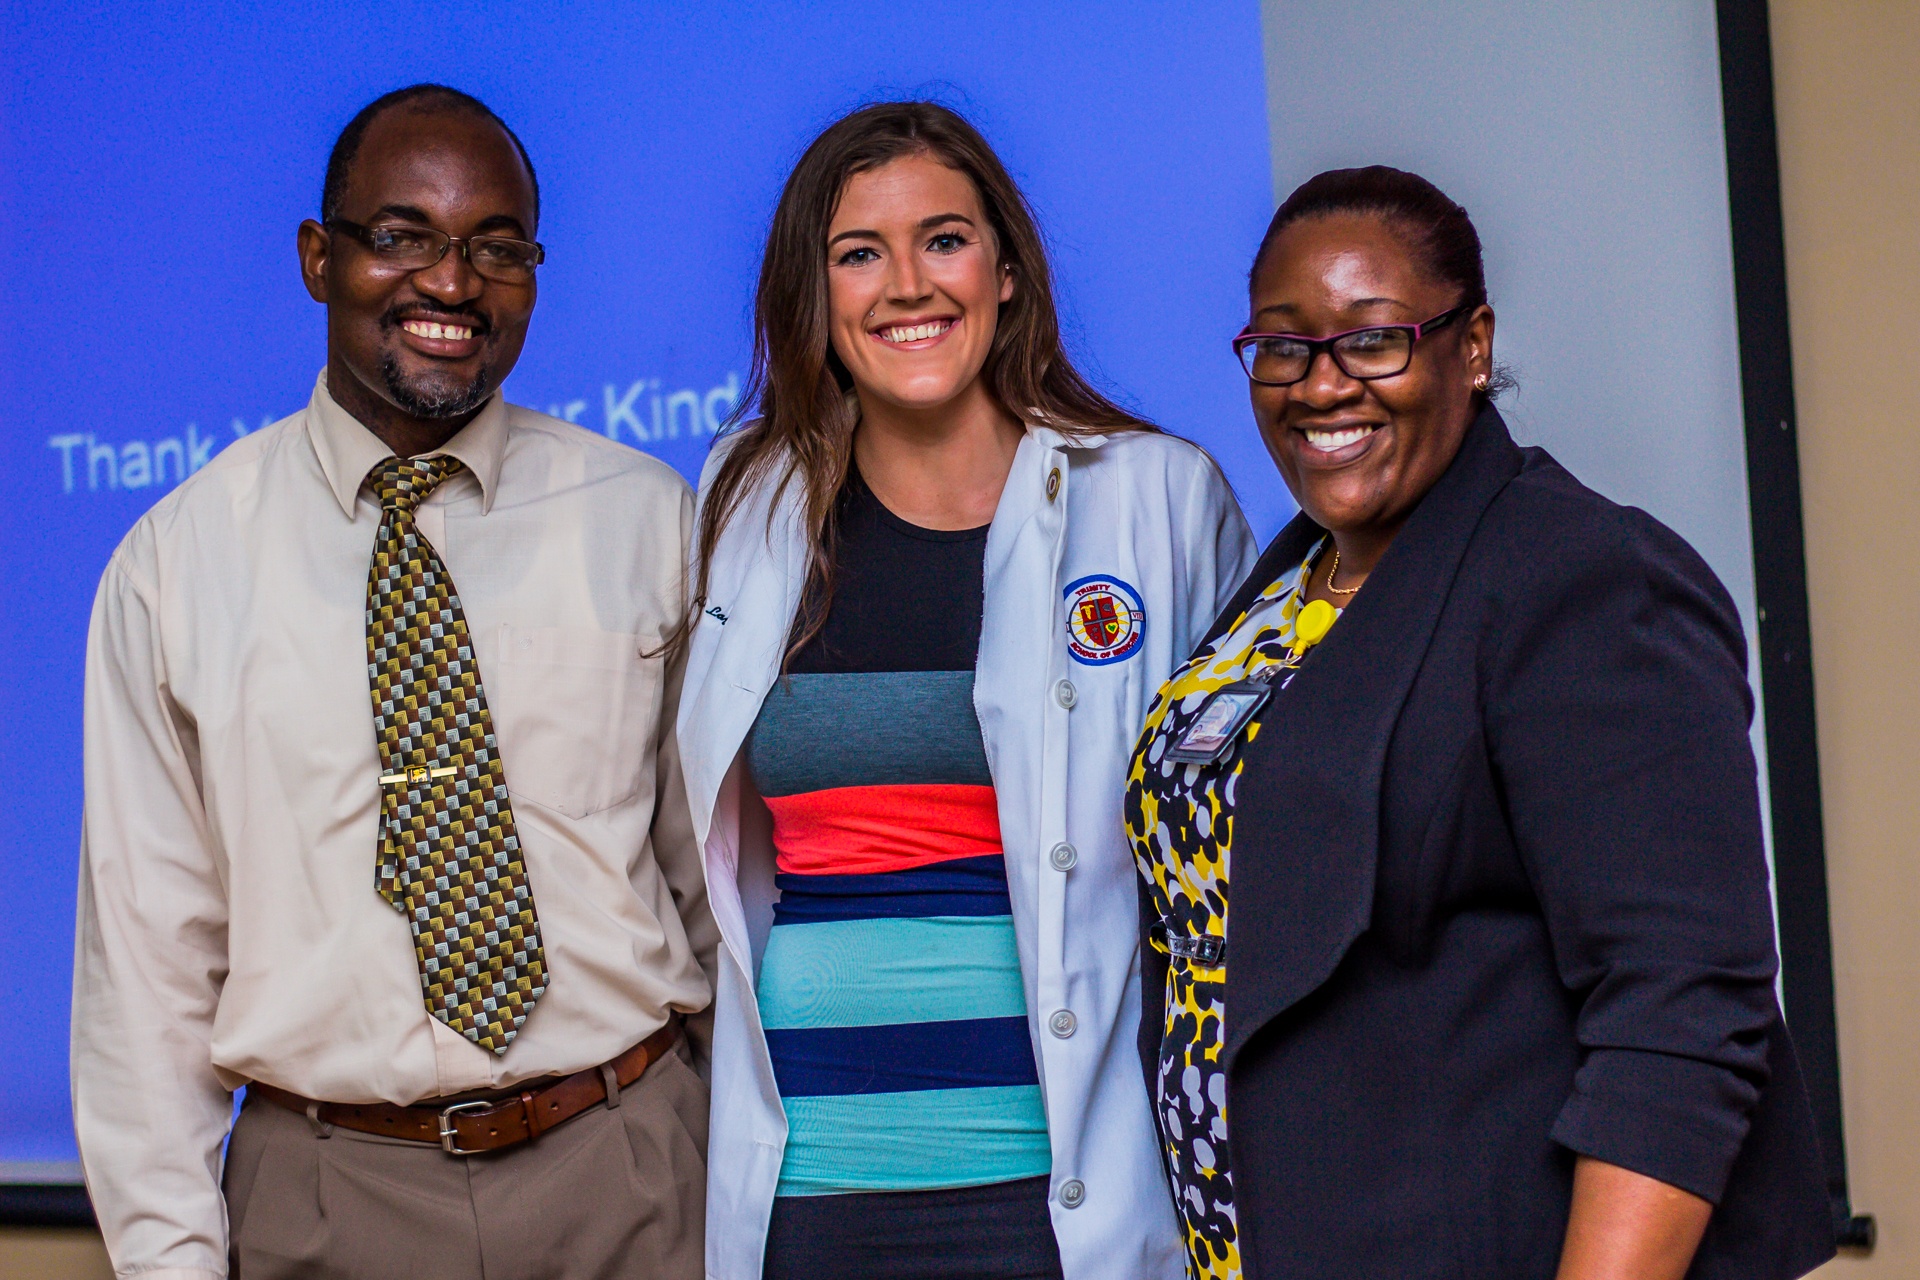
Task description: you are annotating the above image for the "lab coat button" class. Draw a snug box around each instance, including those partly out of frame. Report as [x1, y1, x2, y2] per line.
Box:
[1053, 679, 1077, 709]
[1049, 842, 1077, 871]
[1048, 1009, 1077, 1038]
[1058, 1178, 1085, 1208]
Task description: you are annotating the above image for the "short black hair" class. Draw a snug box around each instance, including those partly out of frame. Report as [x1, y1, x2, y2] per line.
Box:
[1253, 166, 1485, 309]
[320, 84, 539, 227]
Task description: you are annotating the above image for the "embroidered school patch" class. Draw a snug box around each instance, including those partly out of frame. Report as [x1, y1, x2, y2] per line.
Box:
[1064, 574, 1146, 665]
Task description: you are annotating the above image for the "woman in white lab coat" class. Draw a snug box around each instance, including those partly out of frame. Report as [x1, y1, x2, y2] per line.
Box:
[677, 101, 1255, 1280]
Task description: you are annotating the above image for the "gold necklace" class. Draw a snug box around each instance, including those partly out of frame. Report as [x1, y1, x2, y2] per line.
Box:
[1324, 546, 1362, 597]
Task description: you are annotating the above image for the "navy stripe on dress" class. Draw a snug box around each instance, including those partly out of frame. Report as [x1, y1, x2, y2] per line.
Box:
[771, 857, 1014, 924]
[766, 1017, 1041, 1097]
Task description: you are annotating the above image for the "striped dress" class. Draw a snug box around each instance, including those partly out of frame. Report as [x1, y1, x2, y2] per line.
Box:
[750, 474, 1060, 1280]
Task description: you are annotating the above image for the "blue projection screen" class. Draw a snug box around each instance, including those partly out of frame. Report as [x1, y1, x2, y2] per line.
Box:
[0, 4, 1279, 1178]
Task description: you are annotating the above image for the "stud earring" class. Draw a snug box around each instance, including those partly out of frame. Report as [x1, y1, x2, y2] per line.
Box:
[1473, 373, 1490, 392]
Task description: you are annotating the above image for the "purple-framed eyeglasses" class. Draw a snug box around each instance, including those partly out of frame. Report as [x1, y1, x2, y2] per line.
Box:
[1232, 304, 1471, 386]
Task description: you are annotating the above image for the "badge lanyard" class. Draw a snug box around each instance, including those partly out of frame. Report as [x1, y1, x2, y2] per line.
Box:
[1164, 596, 1338, 767]
[1154, 594, 1340, 970]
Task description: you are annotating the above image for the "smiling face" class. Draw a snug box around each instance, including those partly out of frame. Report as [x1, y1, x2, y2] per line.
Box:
[1249, 212, 1493, 548]
[825, 151, 1014, 416]
[298, 106, 538, 446]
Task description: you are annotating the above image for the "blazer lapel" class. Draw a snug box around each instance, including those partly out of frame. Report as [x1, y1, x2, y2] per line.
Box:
[1205, 514, 1326, 648]
[1222, 406, 1526, 1069]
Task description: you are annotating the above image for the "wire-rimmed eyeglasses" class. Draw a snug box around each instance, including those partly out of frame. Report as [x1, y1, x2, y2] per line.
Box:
[326, 219, 545, 285]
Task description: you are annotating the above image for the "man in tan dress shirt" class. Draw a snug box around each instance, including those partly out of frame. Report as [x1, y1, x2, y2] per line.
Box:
[72, 84, 716, 1279]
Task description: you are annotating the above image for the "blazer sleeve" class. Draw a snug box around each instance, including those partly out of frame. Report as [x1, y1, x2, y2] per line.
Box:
[1482, 507, 1779, 1204]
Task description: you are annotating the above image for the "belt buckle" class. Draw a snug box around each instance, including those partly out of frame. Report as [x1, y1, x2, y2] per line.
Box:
[1167, 933, 1227, 966]
[438, 1099, 495, 1155]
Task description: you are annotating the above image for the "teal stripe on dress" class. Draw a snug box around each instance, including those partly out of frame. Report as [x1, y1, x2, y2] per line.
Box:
[758, 915, 1028, 1031]
[749, 669, 992, 797]
[776, 1086, 1052, 1196]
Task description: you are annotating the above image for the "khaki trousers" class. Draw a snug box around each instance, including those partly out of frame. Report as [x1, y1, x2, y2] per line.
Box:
[223, 1041, 707, 1280]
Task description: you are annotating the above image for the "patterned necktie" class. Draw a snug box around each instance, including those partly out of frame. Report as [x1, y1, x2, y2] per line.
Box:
[364, 455, 546, 1053]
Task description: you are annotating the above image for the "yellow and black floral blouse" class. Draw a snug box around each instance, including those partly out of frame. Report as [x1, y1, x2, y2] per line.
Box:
[1125, 542, 1330, 1280]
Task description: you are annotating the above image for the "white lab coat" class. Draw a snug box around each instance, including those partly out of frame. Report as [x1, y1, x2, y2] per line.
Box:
[678, 422, 1258, 1280]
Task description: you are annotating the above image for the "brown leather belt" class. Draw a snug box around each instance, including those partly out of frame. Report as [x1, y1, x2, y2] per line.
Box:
[252, 1016, 682, 1155]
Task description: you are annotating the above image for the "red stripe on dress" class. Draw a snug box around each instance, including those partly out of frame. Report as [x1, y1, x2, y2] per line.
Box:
[765, 783, 1003, 876]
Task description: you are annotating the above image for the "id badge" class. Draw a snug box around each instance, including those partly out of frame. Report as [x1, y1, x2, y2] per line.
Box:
[1165, 672, 1283, 765]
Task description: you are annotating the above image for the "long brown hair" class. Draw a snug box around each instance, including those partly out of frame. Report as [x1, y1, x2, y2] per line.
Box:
[691, 101, 1154, 659]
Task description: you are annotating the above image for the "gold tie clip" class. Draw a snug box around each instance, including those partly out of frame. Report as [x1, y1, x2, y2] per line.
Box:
[379, 764, 459, 787]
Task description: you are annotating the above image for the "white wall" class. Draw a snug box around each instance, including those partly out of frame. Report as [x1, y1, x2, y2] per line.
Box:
[1259, 0, 1774, 866]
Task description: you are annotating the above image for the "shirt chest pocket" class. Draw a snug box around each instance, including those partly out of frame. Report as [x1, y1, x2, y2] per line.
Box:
[484, 623, 662, 819]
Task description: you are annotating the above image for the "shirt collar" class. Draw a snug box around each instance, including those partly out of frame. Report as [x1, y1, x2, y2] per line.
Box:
[306, 368, 510, 518]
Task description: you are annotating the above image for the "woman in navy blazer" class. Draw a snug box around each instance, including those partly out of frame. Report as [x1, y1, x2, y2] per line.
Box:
[1128, 167, 1833, 1280]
